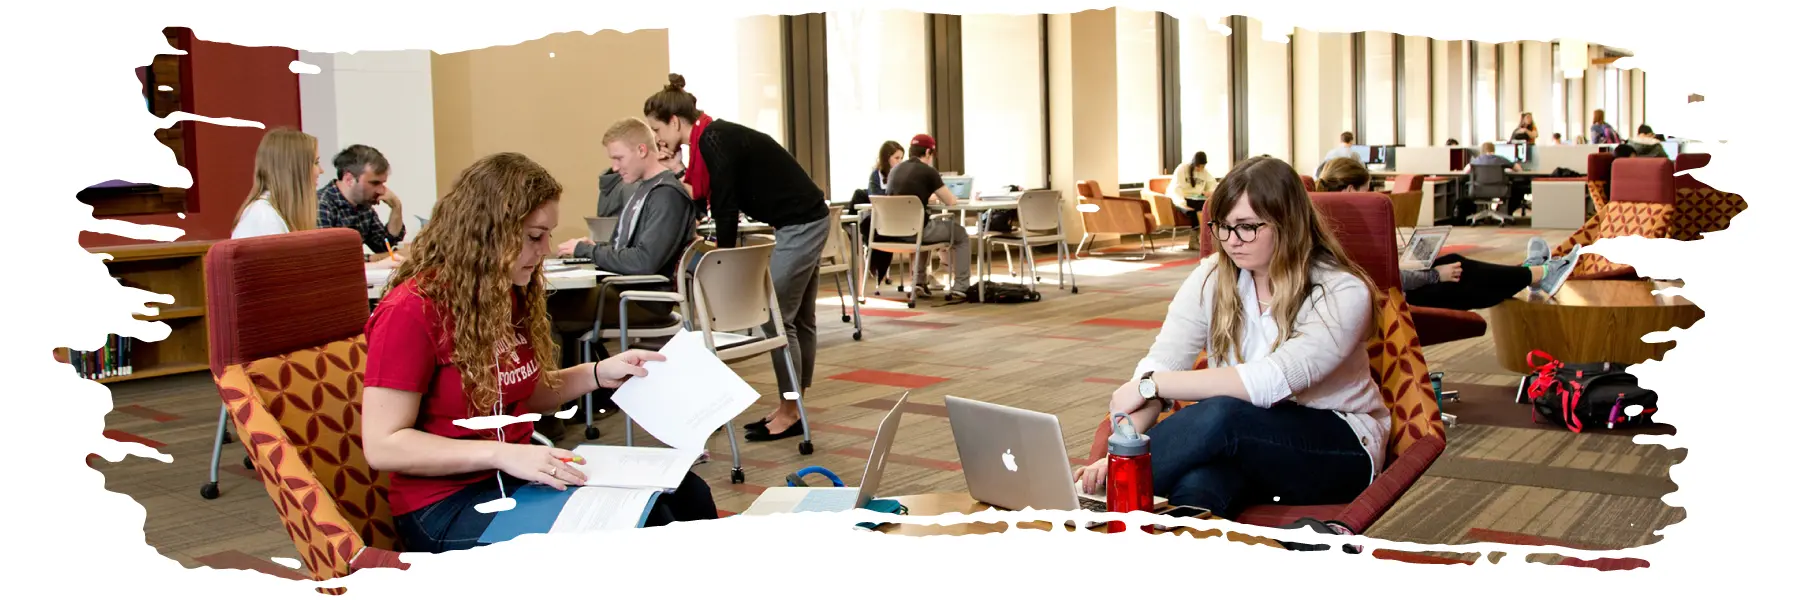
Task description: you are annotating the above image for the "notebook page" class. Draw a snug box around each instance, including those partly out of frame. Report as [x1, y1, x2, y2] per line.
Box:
[570, 445, 702, 490]
[547, 487, 660, 533]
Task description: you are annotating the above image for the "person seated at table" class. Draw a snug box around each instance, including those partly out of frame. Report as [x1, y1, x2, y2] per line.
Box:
[1463, 142, 1527, 216]
[1315, 158, 1578, 309]
[1625, 124, 1670, 159]
[362, 151, 716, 554]
[232, 128, 323, 240]
[1071, 156, 1386, 518]
[1170, 150, 1216, 203]
[884, 133, 971, 298]
[863, 140, 904, 286]
[1612, 143, 1638, 158]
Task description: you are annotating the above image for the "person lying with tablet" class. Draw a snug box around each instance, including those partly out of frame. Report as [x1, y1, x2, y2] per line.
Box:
[361, 152, 716, 553]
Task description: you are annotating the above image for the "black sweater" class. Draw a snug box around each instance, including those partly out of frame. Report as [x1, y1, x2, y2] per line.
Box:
[696, 119, 827, 247]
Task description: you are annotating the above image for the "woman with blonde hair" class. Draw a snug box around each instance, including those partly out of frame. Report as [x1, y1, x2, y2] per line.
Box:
[231, 128, 322, 238]
[1074, 157, 1386, 517]
[360, 152, 715, 553]
[1590, 109, 1622, 144]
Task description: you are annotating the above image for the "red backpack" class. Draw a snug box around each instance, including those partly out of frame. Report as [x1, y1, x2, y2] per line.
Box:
[1517, 351, 1660, 433]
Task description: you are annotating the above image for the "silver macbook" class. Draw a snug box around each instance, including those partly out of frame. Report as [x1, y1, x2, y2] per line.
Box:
[741, 393, 908, 515]
[942, 176, 974, 200]
[944, 395, 1165, 513]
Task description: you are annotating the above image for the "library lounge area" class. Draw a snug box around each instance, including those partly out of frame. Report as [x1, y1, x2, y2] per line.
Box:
[70, 10, 1726, 585]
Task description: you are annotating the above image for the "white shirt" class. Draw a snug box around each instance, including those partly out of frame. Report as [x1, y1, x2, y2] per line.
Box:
[232, 194, 290, 239]
[1132, 255, 1390, 478]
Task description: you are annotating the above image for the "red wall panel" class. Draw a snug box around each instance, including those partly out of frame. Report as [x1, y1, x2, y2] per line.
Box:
[82, 38, 301, 248]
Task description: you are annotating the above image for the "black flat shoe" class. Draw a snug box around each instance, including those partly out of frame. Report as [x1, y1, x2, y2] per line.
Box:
[745, 423, 804, 442]
[743, 417, 770, 431]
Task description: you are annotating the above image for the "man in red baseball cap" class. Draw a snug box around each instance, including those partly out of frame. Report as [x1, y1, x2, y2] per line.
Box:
[884, 132, 970, 298]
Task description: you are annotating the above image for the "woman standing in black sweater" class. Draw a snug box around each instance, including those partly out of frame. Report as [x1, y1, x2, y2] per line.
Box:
[645, 74, 825, 449]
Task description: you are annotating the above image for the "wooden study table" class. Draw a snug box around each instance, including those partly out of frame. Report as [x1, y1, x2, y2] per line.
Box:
[364, 259, 616, 300]
[872, 493, 1286, 549]
[1489, 280, 1703, 373]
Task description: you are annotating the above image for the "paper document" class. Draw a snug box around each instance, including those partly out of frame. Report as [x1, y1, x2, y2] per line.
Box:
[610, 329, 761, 450]
[571, 445, 703, 491]
[547, 487, 661, 533]
[365, 267, 393, 288]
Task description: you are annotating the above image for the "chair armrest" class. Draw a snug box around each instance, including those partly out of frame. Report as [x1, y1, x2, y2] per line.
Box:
[619, 291, 684, 302]
[601, 274, 670, 286]
[1332, 434, 1445, 533]
[348, 547, 410, 572]
[531, 432, 554, 446]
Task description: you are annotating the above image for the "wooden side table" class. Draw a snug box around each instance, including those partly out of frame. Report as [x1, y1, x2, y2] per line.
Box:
[1490, 280, 1704, 373]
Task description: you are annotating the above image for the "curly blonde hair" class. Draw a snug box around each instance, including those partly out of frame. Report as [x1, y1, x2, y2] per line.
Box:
[384, 152, 564, 418]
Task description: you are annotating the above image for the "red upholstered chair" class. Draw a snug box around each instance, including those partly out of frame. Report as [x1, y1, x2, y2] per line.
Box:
[1554, 153, 1616, 257]
[1668, 153, 1748, 242]
[1568, 158, 1677, 280]
[1391, 174, 1422, 194]
[205, 228, 406, 590]
[1087, 192, 1446, 533]
[1299, 175, 1317, 192]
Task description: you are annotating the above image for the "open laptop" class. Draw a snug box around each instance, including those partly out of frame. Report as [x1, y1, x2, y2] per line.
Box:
[942, 176, 974, 200]
[944, 396, 1166, 513]
[586, 216, 619, 246]
[1399, 225, 1452, 271]
[741, 393, 909, 515]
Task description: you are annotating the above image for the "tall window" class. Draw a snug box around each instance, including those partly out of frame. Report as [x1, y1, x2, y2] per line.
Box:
[1245, 18, 1290, 161]
[961, 14, 1046, 189]
[667, 16, 786, 145]
[1116, 8, 1161, 183]
[1177, 16, 1230, 172]
[1362, 32, 1395, 146]
[825, 9, 929, 202]
[1473, 42, 1497, 144]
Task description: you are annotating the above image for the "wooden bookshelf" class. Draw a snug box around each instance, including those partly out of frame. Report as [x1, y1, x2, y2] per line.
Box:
[63, 240, 214, 383]
[78, 27, 195, 217]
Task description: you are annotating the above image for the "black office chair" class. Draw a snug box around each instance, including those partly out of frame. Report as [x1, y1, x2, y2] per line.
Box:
[1466, 163, 1512, 225]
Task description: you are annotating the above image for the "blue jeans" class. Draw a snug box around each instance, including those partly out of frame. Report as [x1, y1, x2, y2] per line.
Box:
[1146, 397, 1373, 518]
[396, 471, 718, 553]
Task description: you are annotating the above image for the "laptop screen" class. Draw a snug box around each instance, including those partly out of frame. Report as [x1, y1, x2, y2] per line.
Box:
[943, 176, 974, 200]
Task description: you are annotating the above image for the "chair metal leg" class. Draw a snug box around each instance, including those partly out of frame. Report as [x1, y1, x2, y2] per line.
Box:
[1076, 233, 1092, 257]
[1023, 243, 1038, 293]
[723, 417, 745, 483]
[779, 349, 815, 455]
[1063, 240, 1079, 293]
[833, 273, 848, 323]
[581, 341, 599, 440]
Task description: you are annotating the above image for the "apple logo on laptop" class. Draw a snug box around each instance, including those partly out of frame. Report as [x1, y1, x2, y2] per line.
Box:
[1002, 449, 1018, 472]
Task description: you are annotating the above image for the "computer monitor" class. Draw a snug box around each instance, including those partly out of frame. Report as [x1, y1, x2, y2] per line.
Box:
[1662, 141, 1681, 159]
[943, 176, 974, 200]
[1350, 145, 1373, 163]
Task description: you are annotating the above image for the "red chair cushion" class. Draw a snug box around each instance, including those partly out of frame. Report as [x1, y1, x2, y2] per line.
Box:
[1674, 152, 1710, 174]
[1411, 306, 1487, 347]
[205, 228, 370, 375]
[1587, 152, 1615, 183]
[1610, 158, 1676, 206]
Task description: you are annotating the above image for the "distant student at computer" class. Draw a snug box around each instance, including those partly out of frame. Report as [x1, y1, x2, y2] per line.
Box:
[1072, 157, 1386, 518]
[884, 133, 972, 298]
[1549, 133, 1564, 145]
[862, 140, 905, 287]
[551, 118, 699, 346]
[232, 128, 323, 240]
[1317, 131, 1357, 175]
[318, 144, 406, 257]
[1625, 124, 1670, 158]
[362, 152, 715, 553]
[1316, 158, 1578, 309]
[1463, 142, 1526, 216]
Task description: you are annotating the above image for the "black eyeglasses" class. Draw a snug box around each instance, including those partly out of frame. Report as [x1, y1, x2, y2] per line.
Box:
[1209, 221, 1269, 243]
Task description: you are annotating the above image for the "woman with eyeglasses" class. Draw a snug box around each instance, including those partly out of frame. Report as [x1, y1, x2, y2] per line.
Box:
[1073, 157, 1388, 518]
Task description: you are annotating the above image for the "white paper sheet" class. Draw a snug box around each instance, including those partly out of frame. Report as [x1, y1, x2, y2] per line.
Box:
[609, 329, 761, 450]
[570, 445, 702, 491]
[547, 487, 660, 533]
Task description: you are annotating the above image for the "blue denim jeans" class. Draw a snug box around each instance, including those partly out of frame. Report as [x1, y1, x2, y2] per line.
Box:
[1146, 397, 1373, 518]
[396, 471, 719, 553]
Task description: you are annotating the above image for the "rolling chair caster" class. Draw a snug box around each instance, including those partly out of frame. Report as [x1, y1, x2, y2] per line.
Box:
[585, 426, 600, 440]
[841, 315, 850, 323]
[221, 430, 233, 444]
[242, 456, 254, 471]
[199, 482, 219, 500]
[907, 301, 916, 309]
[731, 468, 746, 484]
[799, 441, 814, 455]
[853, 331, 863, 341]
[1071, 286, 1080, 294]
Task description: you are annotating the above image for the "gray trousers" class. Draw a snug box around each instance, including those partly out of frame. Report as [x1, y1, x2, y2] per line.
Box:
[917, 218, 971, 291]
[767, 216, 828, 395]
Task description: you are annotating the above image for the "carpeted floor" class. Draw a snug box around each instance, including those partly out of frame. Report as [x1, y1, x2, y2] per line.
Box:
[87, 226, 1685, 577]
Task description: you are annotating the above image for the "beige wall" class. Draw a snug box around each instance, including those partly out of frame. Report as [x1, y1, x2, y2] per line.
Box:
[432, 30, 672, 245]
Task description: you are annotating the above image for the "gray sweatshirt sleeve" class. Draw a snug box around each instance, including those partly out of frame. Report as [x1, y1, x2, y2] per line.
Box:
[591, 187, 696, 277]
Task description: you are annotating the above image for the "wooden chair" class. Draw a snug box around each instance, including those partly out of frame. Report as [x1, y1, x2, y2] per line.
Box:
[1086, 192, 1445, 533]
[1142, 175, 1195, 246]
[1074, 180, 1155, 258]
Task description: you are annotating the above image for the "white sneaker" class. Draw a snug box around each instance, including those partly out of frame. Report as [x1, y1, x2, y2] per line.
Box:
[1536, 244, 1581, 296]
[1525, 237, 1550, 266]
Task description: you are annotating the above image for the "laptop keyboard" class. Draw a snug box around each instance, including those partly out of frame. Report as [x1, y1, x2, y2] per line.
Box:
[793, 488, 858, 513]
[1078, 496, 1108, 512]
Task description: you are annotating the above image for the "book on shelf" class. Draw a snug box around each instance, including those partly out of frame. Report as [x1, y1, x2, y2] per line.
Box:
[67, 334, 132, 380]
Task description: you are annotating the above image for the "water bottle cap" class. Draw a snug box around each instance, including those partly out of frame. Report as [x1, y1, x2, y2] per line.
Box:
[1107, 413, 1150, 456]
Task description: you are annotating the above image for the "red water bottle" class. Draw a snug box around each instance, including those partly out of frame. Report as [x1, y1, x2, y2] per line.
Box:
[1105, 413, 1153, 533]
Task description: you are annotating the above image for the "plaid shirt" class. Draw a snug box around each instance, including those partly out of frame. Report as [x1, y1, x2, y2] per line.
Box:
[318, 183, 404, 254]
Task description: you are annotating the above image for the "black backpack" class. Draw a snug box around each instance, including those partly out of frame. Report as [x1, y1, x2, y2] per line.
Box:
[1517, 351, 1660, 433]
[965, 281, 1042, 304]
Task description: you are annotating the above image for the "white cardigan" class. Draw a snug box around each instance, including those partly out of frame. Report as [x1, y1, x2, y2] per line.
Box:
[1132, 254, 1390, 477]
[232, 195, 290, 239]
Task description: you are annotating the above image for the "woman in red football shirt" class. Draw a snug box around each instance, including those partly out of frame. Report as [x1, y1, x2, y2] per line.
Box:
[361, 152, 716, 553]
